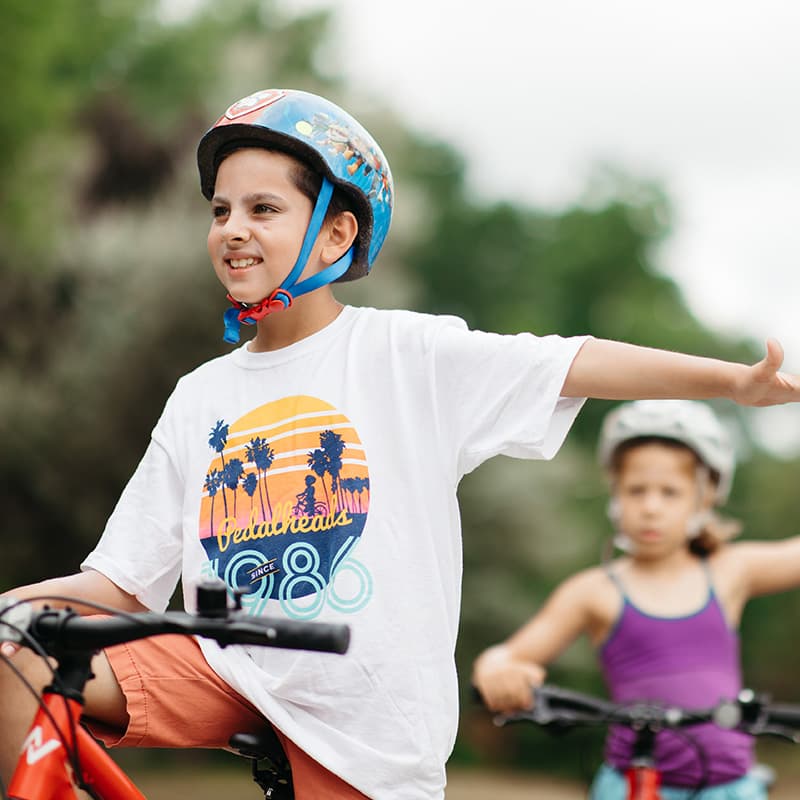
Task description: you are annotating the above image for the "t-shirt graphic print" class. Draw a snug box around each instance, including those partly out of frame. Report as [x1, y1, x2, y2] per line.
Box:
[199, 395, 372, 620]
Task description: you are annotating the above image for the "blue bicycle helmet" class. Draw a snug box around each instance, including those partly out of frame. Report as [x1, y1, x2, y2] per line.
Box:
[197, 89, 394, 342]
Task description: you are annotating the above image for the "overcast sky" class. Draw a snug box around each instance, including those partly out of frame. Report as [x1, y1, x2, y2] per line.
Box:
[279, 0, 800, 454]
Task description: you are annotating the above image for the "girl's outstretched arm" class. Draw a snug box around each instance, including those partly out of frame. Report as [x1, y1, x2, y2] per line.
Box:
[562, 338, 800, 407]
[725, 536, 800, 600]
[472, 569, 604, 712]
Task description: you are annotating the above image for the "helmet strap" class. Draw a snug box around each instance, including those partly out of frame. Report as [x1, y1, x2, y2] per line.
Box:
[686, 510, 713, 540]
[606, 497, 633, 552]
[222, 177, 350, 344]
[222, 289, 293, 344]
[685, 465, 715, 539]
[278, 177, 334, 293]
[290, 245, 354, 297]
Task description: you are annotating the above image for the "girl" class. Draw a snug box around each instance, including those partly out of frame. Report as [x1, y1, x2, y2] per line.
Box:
[472, 399, 800, 799]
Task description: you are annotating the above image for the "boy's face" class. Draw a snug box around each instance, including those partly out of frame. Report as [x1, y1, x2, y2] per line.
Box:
[207, 148, 315, 304]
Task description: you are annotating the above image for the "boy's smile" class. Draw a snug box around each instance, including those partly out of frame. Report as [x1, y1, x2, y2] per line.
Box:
[207, 148, 317, 305]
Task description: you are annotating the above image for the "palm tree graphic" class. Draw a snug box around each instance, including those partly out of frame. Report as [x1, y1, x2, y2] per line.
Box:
[204, 468, 223, 534]
[339, 476, 369, 513]
[208, 420, 230, 516]
[355, 476, 370, 513]
[306, 447, 331, 512]
[246, 436, 275, 521]
[319, 430, 346, 511]
[242, 471, 258, 515]
[222, 457, 245, 517]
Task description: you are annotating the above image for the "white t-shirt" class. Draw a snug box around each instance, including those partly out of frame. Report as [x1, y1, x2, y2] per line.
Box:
[82, 305, 587, 798]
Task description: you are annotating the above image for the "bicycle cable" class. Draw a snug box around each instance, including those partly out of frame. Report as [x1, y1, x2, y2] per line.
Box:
[0, 603, 99, 793]
[590, 699, 713, 798]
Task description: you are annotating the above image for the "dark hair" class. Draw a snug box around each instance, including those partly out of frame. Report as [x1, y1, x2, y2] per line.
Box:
[214, 140, 356, 225]
[287, 156, 356, 223]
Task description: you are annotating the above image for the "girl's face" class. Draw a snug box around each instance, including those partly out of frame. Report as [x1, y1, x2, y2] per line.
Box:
[613, 442, 707, 558]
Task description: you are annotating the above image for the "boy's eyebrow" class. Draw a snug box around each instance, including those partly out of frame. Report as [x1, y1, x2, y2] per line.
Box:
[210, 192, 286, 205]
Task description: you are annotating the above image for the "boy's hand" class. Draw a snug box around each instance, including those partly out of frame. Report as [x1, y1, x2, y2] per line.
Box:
[0, 597, 31, 658]
[0, 642, 19, 658]
[733, 339, 800, 406]
[472, 645, 546, 712]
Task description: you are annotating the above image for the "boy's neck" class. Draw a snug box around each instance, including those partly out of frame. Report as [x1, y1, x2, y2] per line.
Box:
[247, 290, 344, 352]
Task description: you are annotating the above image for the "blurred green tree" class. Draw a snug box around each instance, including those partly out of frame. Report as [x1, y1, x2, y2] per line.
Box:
[0, 0, 345, 580]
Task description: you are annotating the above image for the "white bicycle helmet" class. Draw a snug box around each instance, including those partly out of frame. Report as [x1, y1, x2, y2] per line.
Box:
[598, 400, 736, 503]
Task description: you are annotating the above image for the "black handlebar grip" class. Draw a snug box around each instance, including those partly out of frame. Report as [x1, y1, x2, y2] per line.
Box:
[26, 608, 351, 656]
[763, 703, 800, 730]
[249, 617, 350, 654]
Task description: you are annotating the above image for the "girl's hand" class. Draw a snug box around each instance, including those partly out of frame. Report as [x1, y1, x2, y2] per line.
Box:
[733, 339, 800, 406]
[472, 645, 546, 712]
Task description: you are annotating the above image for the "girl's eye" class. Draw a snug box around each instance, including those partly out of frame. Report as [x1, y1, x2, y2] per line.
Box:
[212, 205, 229, 219]
[253, 203, 275, 214]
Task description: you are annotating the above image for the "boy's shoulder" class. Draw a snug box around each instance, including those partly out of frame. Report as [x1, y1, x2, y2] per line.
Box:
[160, 349, 245, 405]
[355, 305, 467, 331]
[177, 348, 239, 384]
[349, 305, 470, 349]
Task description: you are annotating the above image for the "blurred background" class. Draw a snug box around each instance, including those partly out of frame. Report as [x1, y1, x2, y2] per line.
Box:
[2, 0, 800, 795]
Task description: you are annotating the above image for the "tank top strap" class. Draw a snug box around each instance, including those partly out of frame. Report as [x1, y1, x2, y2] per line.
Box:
[604, 563, 628, 600]
[699, 555, 716, 594]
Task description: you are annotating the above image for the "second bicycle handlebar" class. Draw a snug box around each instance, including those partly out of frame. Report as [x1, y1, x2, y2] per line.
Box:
[492, 683, 800, 743]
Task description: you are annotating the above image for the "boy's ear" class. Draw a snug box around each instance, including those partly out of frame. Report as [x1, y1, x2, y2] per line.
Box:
[321, 211, 358, 264]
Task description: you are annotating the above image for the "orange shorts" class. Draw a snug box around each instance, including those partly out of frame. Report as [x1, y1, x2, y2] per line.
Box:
[85, 633, 368, 799]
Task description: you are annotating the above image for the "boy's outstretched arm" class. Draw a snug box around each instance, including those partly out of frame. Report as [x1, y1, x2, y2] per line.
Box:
[562, 337, 799, 406]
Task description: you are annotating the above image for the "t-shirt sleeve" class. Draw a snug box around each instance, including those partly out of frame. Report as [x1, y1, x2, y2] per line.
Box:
[81, 421, 184, 613]
[429, 318, 589, 477]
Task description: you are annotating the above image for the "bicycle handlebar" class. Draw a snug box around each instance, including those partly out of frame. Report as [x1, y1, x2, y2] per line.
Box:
[752, 702, 800, 730]
[0, 594, 350, 657]
[495, 684, 714, 731]
[492, 684, 800, 743]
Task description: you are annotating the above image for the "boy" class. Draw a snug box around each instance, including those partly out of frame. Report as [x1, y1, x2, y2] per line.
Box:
[1, 89, 799, 799]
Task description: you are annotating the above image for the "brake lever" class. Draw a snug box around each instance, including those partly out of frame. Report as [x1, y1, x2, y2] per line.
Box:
[493, 694, 601, 732]
[744, 724, 800, 744]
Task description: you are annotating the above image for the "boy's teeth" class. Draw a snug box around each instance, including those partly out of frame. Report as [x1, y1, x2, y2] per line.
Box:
[229, 258, 256, 268]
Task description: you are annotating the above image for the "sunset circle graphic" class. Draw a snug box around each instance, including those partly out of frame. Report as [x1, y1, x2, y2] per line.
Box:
[199, 396, 371, 618]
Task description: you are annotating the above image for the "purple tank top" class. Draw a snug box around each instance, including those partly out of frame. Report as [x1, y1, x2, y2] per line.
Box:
[598, 564, 753, 788]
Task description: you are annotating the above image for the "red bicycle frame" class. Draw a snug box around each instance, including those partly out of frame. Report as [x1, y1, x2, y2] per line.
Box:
[625, 763, 662, 800]
[1, 592, 348, 800]
[623, 727, 662, 800]
[8, 690, 145, 800]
